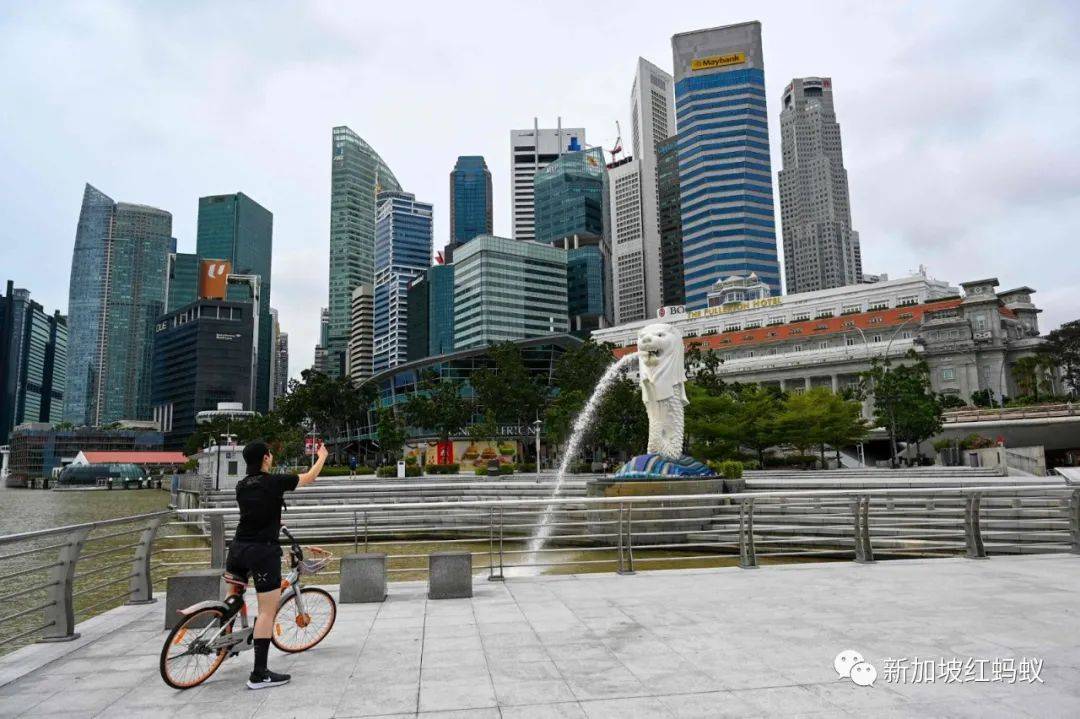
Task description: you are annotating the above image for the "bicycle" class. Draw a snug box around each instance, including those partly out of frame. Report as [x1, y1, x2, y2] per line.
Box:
[159, 526, 337, 689]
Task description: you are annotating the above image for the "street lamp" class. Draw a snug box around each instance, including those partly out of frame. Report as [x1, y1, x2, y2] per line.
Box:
[531, 419, 543, 474]
[855, 316, 919, 468]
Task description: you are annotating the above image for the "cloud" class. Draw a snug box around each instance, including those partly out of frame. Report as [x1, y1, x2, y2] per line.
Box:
[1, 0, 1078, 381]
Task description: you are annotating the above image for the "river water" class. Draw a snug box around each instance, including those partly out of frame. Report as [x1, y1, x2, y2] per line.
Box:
[0, 484, 172, 535]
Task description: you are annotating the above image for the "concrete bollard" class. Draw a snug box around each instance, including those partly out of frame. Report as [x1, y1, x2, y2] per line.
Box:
[428, 552, 472, 600]
[340, 553, 387, 603]
[165, 569, 223, 629]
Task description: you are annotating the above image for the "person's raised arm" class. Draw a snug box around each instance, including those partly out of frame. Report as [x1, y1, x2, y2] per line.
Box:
[298, 444, 328, 487]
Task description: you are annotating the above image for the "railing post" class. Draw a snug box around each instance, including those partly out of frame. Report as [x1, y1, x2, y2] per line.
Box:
[619, 504, 635, 575]
[488, 507, 496, 581]
[615, 505, 626, 574]
[127, 515, 165, 605]
[1070, 489, 1080, 555]
[738, 499, 757, 569]
[852, 496, 874, 564]
[497, 507, 505, 579]
[363, 511, 370, 552]
[964, 493, 988, 559]
[39, 527, 90, 642]
[352, 511, 359, 554]
[208, 514, 226, 568]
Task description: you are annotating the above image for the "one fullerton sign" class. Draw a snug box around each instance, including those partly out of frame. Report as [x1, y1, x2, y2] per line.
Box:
[691, 52, 746, 71]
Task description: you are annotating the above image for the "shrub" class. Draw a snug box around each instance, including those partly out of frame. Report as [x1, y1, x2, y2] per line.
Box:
[499, 464, 515, 475]
[354, 465, 374, 475]
[426, 463, 460, 474]
[720, 460, 744, 479]
[474, 467, 487, 476]
[404, 456, 417, 465]
[742, 459, 760, 471]
[319, 466, 353, 476]
[518, 462, 537, 473]
[932, 438, 954, 452]
[960, 433, 995, 450]
[376, 465, 396, 477]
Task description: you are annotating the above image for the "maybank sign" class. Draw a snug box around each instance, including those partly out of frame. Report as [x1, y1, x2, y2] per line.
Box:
[687, 296, 781, 319]
[690, 52, 746, 72]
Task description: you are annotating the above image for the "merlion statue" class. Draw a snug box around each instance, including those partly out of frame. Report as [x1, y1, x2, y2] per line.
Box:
[613, 322, 715, 479]
[637, 323, 688, 458]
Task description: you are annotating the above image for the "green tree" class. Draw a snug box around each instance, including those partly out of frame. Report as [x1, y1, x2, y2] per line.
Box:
[375, 407, 407, 464]
[594, 373, 649, 460]
[274, 369, 375, 461]
[777, 389, 828, 463]
[1012, 355, 1055, 402]
[1044, 319, 1080, 397]
[862, 353, 943, 465]
[684, 383, 739, 461]
[818, 390, 870, 466]
[467, 409, 499, 446]
[471, 342, 546, 429]
[685, 342, 726, 395]
[401, 370, 474, 443]
[731, 384, 784, 467]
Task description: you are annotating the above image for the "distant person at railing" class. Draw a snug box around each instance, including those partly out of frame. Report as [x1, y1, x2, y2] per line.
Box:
[224, 439, 328, 690]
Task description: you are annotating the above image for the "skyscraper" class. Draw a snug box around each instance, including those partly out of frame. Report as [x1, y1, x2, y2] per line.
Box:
[406, 264, 455, 362]
[372, 191, 433, 373]
[196, 192, 273, 412]
[671, 22, 780, 308]
[533, 147, 612, 333]
[450, 156, 493, 247]
[151, 298, 256, 449]
[629, 57, 676, 318]
[347, 285, 373, 383]
[65, 184, 172, 426]
[165, 252, 199, 313]
[510, 120, 586, 241]
[327, 127, 402, 378]
[607, 156, 646, 323]
[0, 281, 67, 439]
[313, 307, 329, 374]
[779, 77, 862, 293]
[269, 307, 280, 409]
[275, 330, 289, 398]
[656, 134, 685, 307]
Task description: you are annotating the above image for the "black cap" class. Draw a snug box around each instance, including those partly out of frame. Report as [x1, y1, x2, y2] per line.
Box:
[243, 440, 270, 475]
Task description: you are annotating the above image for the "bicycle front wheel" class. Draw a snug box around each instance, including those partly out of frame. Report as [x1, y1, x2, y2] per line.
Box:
[273, 587, 336, 652]
[160, 608, 232, 689]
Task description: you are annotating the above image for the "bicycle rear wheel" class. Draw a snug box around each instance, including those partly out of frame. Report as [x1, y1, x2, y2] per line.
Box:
[272, 587, 336, 652]
[160, 608, 232, 689]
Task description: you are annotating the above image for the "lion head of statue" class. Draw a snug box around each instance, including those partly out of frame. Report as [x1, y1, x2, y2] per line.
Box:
[637, 323, 686, 400]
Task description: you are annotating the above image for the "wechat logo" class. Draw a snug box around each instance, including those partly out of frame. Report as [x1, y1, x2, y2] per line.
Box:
[835, 649, 877, 687]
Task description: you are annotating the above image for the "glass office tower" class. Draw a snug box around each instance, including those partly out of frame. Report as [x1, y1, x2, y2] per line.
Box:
[0, 282, 66, 439]
[672, 22, 780, 308]
[372, 191, 433, 373]
[196, 192, 273, 412]
[327, 127, 402, 378]
[65, 184, 172, 426]
[450, 156, 493, 245]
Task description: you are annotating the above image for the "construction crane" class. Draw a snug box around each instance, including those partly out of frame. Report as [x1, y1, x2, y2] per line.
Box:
[609, 121, 623, 163]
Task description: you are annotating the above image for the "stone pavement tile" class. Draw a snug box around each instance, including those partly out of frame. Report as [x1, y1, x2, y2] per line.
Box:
[544, 642, 616, 663]
[476, 620, 534, 636]
[421, 633, 484, 654]
[422, 647, 486, 667]
[483, 643, 550, 664]
[557, 661, 645, 701]
[417, 709, 501, 719]
[168, 699, 267, 719]
[104, 679, 200, 710]
[0, 690, 53, 718]
[579, 695, 676, 718]
[499, 701, 588, 718]
[658, 690, 767, 718]
[0, 671, 58, 695]
[423, 622, 480, 638]
[804, 681, 912, 713]
[491, 677, 578, 707]
[730, 684, 837, 715]
[417, 677, 497, 713]
[334, 678, 418, 717]
[16, 687, 129, 716]
[420, 662, 491, 684]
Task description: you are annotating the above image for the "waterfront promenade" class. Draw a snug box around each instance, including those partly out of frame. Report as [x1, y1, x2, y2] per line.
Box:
[1, 555, 1078, 718]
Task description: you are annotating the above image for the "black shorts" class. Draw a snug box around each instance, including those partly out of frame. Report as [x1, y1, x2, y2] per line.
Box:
[224, 541, 283, 593]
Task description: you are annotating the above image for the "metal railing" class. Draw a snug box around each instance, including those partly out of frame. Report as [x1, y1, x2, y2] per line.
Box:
[943, 403, 1078, 423]
[1, 484, 1077, 652]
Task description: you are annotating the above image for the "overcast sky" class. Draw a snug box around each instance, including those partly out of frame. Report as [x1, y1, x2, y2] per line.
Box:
[2, 0, 1078, 379]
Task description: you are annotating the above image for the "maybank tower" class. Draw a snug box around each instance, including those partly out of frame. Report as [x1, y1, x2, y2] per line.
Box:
[672, 22, 780, 309]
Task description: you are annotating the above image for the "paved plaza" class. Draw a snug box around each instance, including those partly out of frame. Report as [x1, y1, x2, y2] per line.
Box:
[1, 555, 1079, 718]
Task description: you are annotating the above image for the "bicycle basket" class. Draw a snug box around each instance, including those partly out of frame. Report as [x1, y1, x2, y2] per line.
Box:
[298, 546, 332, 575]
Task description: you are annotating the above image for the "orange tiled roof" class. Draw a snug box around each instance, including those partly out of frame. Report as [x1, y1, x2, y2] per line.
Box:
[613, 298, 967, 358]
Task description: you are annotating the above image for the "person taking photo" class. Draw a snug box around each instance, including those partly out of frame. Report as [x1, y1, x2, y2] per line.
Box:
[223, 439, 328, 689]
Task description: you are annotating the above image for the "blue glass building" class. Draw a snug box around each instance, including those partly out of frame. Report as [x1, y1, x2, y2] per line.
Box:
[373, 191, 433, 373]
[65, 184, 172, 426]
[406, 265, 455, 362]
[671, 22, 780, 308]
[450, 156, 492, 246]
[532, 147, 612, 333]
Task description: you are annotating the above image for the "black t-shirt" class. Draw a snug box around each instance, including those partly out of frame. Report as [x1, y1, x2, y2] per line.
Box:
[233, 472, 300, 544]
